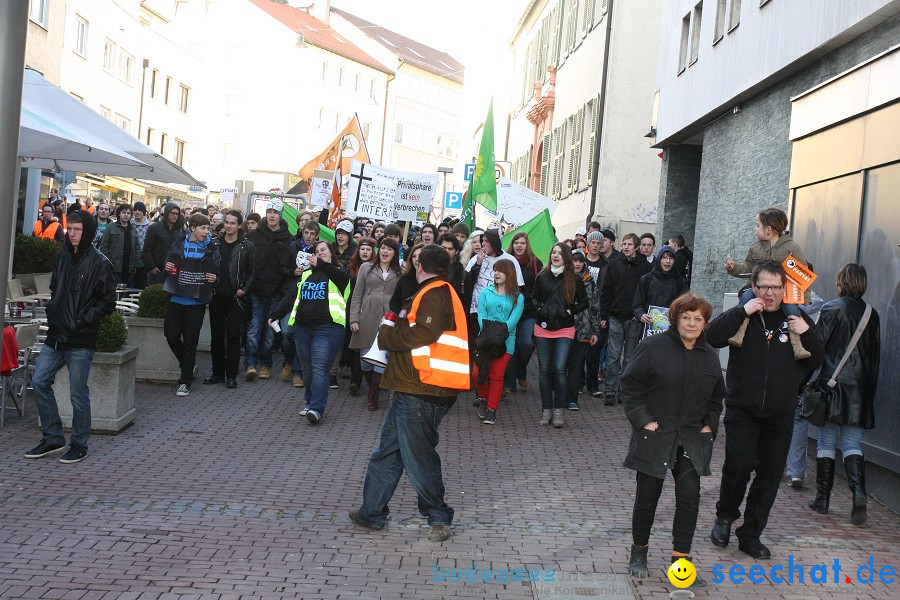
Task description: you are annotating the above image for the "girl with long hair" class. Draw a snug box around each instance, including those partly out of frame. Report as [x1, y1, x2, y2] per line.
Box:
[389, 243, 424, 314]
[344, 238, 377, 395]
[349, 238, 401, 410]
[532, 243, 588, 428]
[472, 259, 523, 425]
[504, 232, 543, 392]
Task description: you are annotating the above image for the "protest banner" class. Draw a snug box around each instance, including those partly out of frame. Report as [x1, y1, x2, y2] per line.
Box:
[309, 169, 333, 208]
[642, 306, 671, 340]
[347, 161, 438, 221]
[782, 256, 817, 304]
[476, 178, 556, 227]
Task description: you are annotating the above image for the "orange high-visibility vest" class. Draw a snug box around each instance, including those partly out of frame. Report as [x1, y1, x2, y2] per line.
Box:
[33, 220, 60, 240]
[85, 205, 96, 215]
[407, 280, 470, 390]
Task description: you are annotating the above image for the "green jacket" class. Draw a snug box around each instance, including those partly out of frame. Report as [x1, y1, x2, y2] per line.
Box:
[98, 221, 140, 274]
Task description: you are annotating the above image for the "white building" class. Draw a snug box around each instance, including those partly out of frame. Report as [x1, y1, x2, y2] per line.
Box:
[505, 0, 663, 239]
[173, 0, 392, 200]
[330, 6, 465, 180]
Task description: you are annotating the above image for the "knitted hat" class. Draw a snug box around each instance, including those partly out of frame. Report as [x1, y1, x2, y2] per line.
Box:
[657, 245, 676, 260]
[571, 249, 586, 260]
[586, 231, 603, 244]
[265, 198, 284, 212]
[133, 201, 147, 213]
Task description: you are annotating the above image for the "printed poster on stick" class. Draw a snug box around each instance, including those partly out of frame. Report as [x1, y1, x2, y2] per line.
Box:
[642, 306, 671, 340]
[346, 160, 438, 221]
[309, 169, 334, 208]
[782, 256, 817, 304]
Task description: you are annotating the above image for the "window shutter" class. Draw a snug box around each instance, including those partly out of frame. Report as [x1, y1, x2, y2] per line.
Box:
[583, 0, 595, 34]
[569, 0, 580, 52]
[601, 0, 608, 14]
[550, 4, 562, 67]
[586, 99, 598, 186]
[539, 133, 551, 196]
[539, 16, 550, 82]
[525, 146, 533, 188]
[553, 122, 567, 200]
[575, 106, 585, 189]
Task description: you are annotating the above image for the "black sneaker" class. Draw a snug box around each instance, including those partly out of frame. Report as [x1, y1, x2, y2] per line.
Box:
[476, 400, 487, 420]
[59, 445, 87, 464]
[307, 410, 322, 424]
[483, 409, 496, 425]
[329, 375, 339, 389]
[24, 439, 66, 459]
[568, 402, 579, 411]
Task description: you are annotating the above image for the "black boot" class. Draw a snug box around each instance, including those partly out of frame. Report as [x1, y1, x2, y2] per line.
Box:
[367, 372, 382, 411]
[709, 518, 733, 548]
[628, 544, 649, 579]
[844, 455, 867, 525]
[808, 457, 835, 514]
[671, 555, 706, 588]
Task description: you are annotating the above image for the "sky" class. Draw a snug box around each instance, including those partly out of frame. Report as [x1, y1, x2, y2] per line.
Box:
[330, 0, 527, 143]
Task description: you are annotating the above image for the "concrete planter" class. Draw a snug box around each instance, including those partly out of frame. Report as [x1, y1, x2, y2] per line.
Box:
[56, 346, 139, 434]
[126, 316, 181, 381]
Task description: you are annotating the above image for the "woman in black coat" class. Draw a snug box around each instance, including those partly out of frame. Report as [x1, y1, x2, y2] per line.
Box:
[621, 292, 724, 587]
[504, 232, 543, 392]
[808, 264, 881, 525]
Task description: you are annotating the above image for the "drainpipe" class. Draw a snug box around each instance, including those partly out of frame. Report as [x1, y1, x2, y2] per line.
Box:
[586, 0, 615, 227]
[138, 58, 149, 141]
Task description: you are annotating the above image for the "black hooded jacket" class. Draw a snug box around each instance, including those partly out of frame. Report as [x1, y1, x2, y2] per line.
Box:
[142, 202, 184, 271]
[632, 251, 689, 319]
[247, 219, 293, 297]
[45, 210, 118, 350]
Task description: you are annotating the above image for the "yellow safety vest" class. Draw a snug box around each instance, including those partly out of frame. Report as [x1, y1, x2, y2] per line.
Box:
[288, 269, 350, 327]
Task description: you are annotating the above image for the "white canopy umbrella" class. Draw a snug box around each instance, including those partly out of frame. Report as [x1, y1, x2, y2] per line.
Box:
[19, 69, 204, 187]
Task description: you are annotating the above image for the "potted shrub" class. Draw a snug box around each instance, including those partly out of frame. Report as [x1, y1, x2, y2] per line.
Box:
[12, 234, 61, 291]
[55, 312, 139, 433]
[126, 284, 181, 381]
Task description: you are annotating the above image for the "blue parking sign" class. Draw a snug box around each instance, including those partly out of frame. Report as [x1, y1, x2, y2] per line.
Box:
[445, 191, 463, 209]
[463, 163, 476, 181]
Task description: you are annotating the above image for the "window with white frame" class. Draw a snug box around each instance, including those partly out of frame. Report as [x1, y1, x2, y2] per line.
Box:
[179, 85, 190, 113]
[117, 51, 134, 84]
[728, 0, 742, 31]
[146, 127, 153, 146]
[394, 123, 403, 144]
[103, 39, 116, 73]
[150, 69, 159, 98]
[165, 77, 172, 105]
[361, 121, 370, 140]
[713, 0, 727, 43]
[114, 113, 131, 134]
[29, 0, 50, 28]
[73, 15, 88, 57]
[160, 133, 168, 155]
[174, 139, 185, 166]
[99, 106, 111, 120]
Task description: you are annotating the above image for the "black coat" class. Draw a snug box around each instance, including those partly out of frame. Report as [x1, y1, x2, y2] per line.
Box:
[142, 203, 184, 272]
[817, 297, 881, 428]
[531, 270, 588, 331]
[599, 253, 652, 321]
[621, 328, 725, 479]
[214, 233, 256, 296]
[706, 305, 824, 414]
[45, 211, 117, 349]
[247, 220, 293, 298]
[632, 263, 689, 319]
[519, 256, 543, 319]
[674, 247, 693, 286]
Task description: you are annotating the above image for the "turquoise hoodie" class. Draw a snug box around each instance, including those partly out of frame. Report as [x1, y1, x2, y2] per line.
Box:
[477, 284, 524, 355]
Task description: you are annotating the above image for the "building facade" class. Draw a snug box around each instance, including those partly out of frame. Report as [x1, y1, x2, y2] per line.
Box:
[506, 0, 663, 239]
[651, 0, 900, 510]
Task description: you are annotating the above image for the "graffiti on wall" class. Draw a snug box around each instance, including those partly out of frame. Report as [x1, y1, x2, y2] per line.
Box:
[632, 203, 658, 223]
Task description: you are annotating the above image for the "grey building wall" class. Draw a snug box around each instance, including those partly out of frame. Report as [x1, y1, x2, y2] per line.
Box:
[656, 144, 702, 249]
[684, 12, 900, 311]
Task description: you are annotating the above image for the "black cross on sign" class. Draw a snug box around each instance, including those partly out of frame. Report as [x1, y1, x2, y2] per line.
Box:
[348, 162, 373, 212]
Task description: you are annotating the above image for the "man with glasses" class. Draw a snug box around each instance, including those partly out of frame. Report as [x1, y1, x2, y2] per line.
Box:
[705, 260, 823, 560]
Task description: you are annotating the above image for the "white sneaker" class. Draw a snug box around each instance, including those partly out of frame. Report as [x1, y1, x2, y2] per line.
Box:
[299, 407, 309, 417]
[306, 410, 321, 424]
[176, 384, 190, 397]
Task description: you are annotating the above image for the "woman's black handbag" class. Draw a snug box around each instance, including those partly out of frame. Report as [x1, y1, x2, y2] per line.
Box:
[801, 380, 826, 427]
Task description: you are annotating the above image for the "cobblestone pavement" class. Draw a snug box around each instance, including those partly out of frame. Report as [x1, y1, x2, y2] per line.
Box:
[1, 352, 898, 599]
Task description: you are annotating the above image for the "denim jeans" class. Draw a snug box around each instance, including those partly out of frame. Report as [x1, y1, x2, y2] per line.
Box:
[534, 335, 573, 410]
[294, 323, 344, 414]
[606, 317, 642, 399]
[632, 447, 701, 553]
[358, 392, 453, 528]
[32, 344, 95, 449]
[785, 398, 809, 481]
[245, 295, 276, 369]
[504, 316, 536, 390]
[816, 422, 864, 459]
[280, 311, 295, 370]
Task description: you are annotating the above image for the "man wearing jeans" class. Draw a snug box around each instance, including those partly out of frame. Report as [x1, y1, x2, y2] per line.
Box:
[349, 245, 470, 542]
[244, 198, 292, 381]
[25, 211, 116, 464]
[599, 233, 651, 406]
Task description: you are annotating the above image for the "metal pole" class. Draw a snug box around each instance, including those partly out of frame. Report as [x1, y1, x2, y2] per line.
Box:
[0, 2, 29, 327]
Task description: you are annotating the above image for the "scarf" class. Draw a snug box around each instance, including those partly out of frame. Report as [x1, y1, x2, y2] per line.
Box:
[550, 264, 564, 276]
[514, 253, 530, 267]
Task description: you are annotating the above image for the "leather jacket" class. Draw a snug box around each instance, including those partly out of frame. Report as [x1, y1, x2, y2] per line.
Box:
[214, 234, 256, 296]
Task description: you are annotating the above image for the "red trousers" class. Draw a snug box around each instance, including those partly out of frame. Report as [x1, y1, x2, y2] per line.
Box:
[473, 353, 512, 411]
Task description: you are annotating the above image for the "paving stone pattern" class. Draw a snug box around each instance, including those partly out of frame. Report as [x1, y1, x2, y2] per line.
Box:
[1, 353, 898, 599]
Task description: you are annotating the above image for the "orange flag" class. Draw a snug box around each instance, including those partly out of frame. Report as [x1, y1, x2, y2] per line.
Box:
[299, 114, 370, 184]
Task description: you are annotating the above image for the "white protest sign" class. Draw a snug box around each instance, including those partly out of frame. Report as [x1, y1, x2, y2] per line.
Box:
[310, 169, 333, 208]
[394, 175, 438, 221]
[477, 178, 557, 227]
[347, 161, 438, 221]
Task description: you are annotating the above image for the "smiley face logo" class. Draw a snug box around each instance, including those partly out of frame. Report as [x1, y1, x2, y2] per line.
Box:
[667, 558, 697, 588]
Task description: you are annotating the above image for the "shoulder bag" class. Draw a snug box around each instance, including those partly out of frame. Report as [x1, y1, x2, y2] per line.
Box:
[801, 304, 872, 426]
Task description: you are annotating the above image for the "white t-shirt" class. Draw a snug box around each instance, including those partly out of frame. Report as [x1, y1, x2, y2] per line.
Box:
[465, 250, 525, 313]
